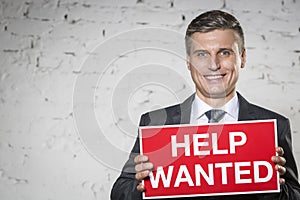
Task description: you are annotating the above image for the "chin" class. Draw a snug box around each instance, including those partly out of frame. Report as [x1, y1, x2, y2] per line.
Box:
[205, 93, 227, 99]
[205, 88, 227, 98]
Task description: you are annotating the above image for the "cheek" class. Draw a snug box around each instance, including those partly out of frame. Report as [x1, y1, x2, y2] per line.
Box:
[221, 57, 233, 64]
[190, 57, 210, 69]
[190, 64, 200, 73]
[220, 58, 239, 69]
[190, 67, 204, 82]
[190, 62, 207, 74]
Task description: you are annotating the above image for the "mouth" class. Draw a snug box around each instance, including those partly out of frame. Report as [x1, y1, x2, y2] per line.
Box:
[203, 74, 225, 80]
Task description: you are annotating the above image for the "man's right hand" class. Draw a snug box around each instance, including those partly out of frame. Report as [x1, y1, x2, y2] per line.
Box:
[134, 155, 154, 192]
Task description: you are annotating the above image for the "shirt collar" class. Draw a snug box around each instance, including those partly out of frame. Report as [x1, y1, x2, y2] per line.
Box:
[191, 93, 239, 120]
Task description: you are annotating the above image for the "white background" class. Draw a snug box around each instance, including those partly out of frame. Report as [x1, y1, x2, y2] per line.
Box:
[0, 0, 300, 199]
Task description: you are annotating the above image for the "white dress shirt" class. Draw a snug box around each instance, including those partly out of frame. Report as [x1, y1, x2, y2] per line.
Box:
[190, 93, 239, 124]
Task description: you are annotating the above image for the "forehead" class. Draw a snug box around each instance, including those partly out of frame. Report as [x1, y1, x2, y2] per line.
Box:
[190, 29, 240, 50]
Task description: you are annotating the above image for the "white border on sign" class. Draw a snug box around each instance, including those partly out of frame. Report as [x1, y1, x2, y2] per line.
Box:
[139, 119, 280, 199]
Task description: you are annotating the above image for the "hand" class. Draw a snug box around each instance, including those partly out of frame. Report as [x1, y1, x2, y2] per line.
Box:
[134, 155, 154, 192]
[272, 147, 286, 185]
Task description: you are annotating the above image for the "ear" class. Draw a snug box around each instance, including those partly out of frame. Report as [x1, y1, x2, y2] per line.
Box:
[241, 49, 246, 68]
[186, 55, 191, 70]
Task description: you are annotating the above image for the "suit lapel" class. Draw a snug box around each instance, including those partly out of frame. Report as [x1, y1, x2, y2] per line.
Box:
[237, 92, 257, 121]
[171, 94, 195, 124]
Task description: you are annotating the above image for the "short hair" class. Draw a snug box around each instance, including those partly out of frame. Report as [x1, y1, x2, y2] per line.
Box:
[185, 10, 245, 55]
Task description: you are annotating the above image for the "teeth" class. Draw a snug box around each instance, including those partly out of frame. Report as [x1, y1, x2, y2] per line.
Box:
[205, 75, 223, 80]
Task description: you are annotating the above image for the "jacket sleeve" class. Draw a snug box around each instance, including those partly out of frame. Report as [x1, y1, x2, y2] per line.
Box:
[110, 114, 149, 200]
[110, 139, 142, 200]
[277, 118, 300, 200]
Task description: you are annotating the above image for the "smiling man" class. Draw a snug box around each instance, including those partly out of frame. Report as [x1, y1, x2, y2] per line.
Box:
[111, 10, 300, 199]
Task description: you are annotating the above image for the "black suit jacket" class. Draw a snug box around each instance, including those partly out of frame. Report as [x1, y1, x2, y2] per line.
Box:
[111, 93, 300, 200]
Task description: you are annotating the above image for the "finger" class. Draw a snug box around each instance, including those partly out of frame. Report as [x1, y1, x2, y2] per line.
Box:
[279, 178, 286, 185]
[275, 164, 287, 176]
[137, 182, 145, 191]
[135, 162, 153, 173]
[276, 147, 284, 156]
[135, 170, 150, 181]
[134, 155, 148, 164]
[272, 156, 286, 166]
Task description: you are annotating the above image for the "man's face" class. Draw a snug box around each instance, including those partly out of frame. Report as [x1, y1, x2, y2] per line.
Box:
[187, 29, 246, 103]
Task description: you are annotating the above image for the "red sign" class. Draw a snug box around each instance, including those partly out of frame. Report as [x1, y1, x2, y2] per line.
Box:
[139, 120, 279, 199]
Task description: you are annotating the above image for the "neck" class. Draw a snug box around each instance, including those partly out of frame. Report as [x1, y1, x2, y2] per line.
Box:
[196, 90, 236, 108]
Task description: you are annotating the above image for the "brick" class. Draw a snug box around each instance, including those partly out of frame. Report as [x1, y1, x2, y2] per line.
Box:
[174, 0, 224, 11]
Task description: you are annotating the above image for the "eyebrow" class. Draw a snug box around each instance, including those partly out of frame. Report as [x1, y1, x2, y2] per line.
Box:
[218, 48, 234, 53]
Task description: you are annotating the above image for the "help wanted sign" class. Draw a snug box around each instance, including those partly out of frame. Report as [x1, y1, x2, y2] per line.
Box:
[139, 120, 279, 199]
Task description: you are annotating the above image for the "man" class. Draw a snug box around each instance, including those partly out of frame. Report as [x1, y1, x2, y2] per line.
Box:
[111, 10, 300, 199]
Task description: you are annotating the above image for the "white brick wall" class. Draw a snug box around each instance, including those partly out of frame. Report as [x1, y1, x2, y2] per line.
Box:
[0, 0, 299, 199]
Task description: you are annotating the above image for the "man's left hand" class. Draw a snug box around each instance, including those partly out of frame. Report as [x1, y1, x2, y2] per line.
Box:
[272, 146, 286, 185]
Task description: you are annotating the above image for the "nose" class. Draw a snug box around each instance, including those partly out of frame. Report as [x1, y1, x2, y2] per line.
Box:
[209, 55, 220, 71]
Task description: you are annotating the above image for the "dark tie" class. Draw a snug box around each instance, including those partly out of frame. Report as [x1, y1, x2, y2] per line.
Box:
[205, 109, 226, 123]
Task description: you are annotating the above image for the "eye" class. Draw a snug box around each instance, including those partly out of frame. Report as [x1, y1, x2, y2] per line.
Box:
[219, 50, 231, 56]
[196, 51, 208, 57]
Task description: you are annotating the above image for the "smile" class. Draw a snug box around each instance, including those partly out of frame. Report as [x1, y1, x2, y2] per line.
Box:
[204, 74, 225, 80]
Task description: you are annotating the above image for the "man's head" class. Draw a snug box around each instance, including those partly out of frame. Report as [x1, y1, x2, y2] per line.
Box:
[185, 10, 246, 106]
[185, 10, 245, 55]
